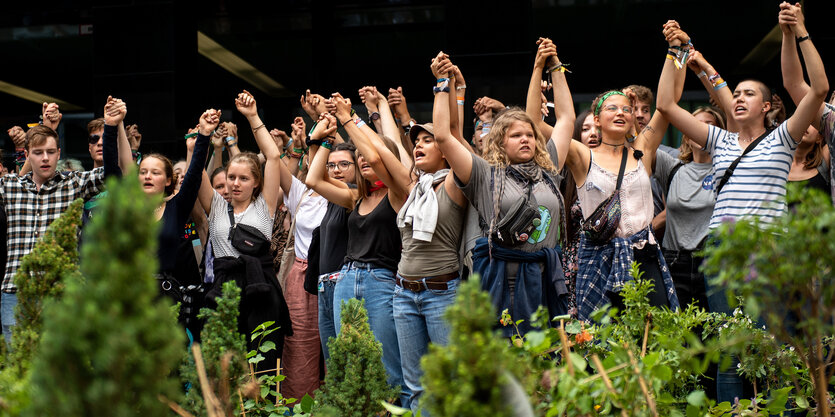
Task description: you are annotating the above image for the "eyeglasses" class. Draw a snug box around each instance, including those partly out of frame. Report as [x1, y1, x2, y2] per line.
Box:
[602, 105, 633, 114]
[88, 134, 102, 144]
[326, 161, 354, 171]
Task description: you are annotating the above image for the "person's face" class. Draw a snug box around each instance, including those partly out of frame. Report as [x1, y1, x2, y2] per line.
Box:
[88, 128, 103, 164]
[732, 81, 771, 123]
[801, 124, 823, 146]
[356, 153, 379, 182]
[327, 150, 356, 184]
[26, 137, 61, 182]
[580, 113, 599, 148]
[413, 131, 446, 172]
[594, 95, 634, 137]
[634, 99, 651, 131]
[503, 120, 537, 164]
[226, 162, 257, 203]
[138, 157, 172, 196]
[212, 171, 230, 202]
[173, 161, 187, 190]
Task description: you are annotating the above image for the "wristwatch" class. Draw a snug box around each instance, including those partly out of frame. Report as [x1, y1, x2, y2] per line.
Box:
[403, 119, 415, 134]
[369, 111, 380, 121]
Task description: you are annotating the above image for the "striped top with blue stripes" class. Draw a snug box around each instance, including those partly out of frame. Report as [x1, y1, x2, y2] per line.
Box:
[705, 123, 798, 230]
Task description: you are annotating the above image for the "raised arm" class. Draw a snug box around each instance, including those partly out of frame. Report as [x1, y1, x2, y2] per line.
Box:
[633, 22, 687, 175]
[656, 22, 710, 149]
[452, 65, 467, 139]
[525, 41, 554, 138]
[388, 87, 415, 155]
[116, 121, 133, 174]
[780, 10, 809, 106]
[236, 90, 283, 214]
[687, 50, 737, 132]
[181, 110, 215, 220]
[545, 39, 576, 170]
[431, 52, 474, 184]
[102, 96, 125, 179]
[196, 110, 222, 214]
[304, 113, 357, 210]
[360, 86, 384, 133]
[373, 87, 412, 165]
[779, 2, 829, 140]
[41, 102, 62, 132]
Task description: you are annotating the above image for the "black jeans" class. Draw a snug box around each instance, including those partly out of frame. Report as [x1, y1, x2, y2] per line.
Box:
[662, 249, 708, 311]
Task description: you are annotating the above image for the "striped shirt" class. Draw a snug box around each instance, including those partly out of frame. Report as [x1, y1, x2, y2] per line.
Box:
[705, 123, 797, 229]
[1, 168, 105, 292]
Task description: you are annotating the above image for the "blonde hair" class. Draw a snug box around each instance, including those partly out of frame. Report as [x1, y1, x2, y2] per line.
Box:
[679, 106, 726, 163]
[482, 108, 556, 173]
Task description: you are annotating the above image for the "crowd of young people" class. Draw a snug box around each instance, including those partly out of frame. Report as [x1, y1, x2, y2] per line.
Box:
[1, 3, 831, 412]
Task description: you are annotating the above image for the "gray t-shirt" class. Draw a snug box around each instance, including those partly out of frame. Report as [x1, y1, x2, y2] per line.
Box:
[398, 184, 465, 277]
[653, 151, 715, 251]
[456, 153, 562, 252]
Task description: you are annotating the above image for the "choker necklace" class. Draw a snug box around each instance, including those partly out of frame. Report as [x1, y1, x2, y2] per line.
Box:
[601, 141, 624, 147]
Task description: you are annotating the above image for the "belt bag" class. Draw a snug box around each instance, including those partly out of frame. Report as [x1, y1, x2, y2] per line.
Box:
[227, 203, 270, 256]
[582, 147, 628, 244]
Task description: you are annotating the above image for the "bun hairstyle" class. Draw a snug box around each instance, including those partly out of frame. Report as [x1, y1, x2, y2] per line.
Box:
[142, 153, 177, 196]
[355, 136, 400, 199]
[227, 152, 264, 200]
[482, 107, 556, 173]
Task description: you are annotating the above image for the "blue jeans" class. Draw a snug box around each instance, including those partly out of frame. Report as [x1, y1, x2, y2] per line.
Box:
[1, 292, 17, 347]
[705, 272, 744, 404]
[393, 276, 459, 416]
[334, 262, 408, 407]
[318, 272, 339, 362]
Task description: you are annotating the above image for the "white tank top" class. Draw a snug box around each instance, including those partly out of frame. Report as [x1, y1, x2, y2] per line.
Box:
[577, 152, 655, 241]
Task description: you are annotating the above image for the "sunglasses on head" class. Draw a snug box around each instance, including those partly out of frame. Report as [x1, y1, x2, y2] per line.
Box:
[88, 134, 102, 144]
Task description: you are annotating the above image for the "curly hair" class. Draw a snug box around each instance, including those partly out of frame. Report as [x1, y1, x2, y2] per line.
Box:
[482, 107, 556, 173]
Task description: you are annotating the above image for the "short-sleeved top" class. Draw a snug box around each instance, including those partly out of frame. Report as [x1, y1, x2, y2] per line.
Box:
[704, 123, 797, 229]
[284, 176, 327, 260]
[208, 192, 274, 258]
[653, 151, 715, 251]
[577, 153, 654, 240]
[818, 103, 835, 205]
[456, 154, 562, 252]
[344, 194, 401, 271]
[398, 183, 465, 277]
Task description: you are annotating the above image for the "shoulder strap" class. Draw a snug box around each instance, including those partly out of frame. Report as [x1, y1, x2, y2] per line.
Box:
[666, 163, 684, 197]
[715, 130, 770, 195]
[226, 202, 236, 227]
[614, 147, 628, 191]
[287, 190, 310, 240]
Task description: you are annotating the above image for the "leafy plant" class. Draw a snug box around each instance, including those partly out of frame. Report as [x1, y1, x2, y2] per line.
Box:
[23, 174, 185, 417]
[314, 298, 398, 417]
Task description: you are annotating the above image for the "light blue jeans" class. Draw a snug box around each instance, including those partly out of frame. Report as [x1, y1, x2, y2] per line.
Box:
[334, 262, 409, 407]
[318, 272, 339, 362]
[1, 292, 17, 347]
[393, 276, 459, 416]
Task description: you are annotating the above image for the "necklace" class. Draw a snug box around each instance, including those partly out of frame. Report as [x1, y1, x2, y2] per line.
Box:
[601, 141, 624, 147]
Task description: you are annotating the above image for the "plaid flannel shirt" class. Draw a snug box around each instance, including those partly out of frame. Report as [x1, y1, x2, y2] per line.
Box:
[1, 169, 105, 292]
[575, 227, 679, 321]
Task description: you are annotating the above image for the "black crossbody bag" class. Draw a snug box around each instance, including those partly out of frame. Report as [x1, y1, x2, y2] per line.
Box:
[227, 203, 270, 256]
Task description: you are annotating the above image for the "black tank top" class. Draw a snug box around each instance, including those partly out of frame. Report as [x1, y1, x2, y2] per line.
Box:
[344, 195, 401, 271]
[802, 172, 831, 198]
[319, 201, 351, 274]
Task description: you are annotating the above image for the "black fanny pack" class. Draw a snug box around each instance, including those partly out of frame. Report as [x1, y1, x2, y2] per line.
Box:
[493, 180, 540, 246]
[227, 203, 270, 256]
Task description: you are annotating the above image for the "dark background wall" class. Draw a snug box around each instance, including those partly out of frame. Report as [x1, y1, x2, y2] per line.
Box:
[1, 0, 831, 167]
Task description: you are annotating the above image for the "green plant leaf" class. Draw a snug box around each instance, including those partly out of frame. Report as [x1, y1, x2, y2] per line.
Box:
[382, 401, 411, 415]
[565, 321, 582, 334]
[259, 340, 277, 353]
[687, 390, 707, 407]
[300, 394, 314, 413]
